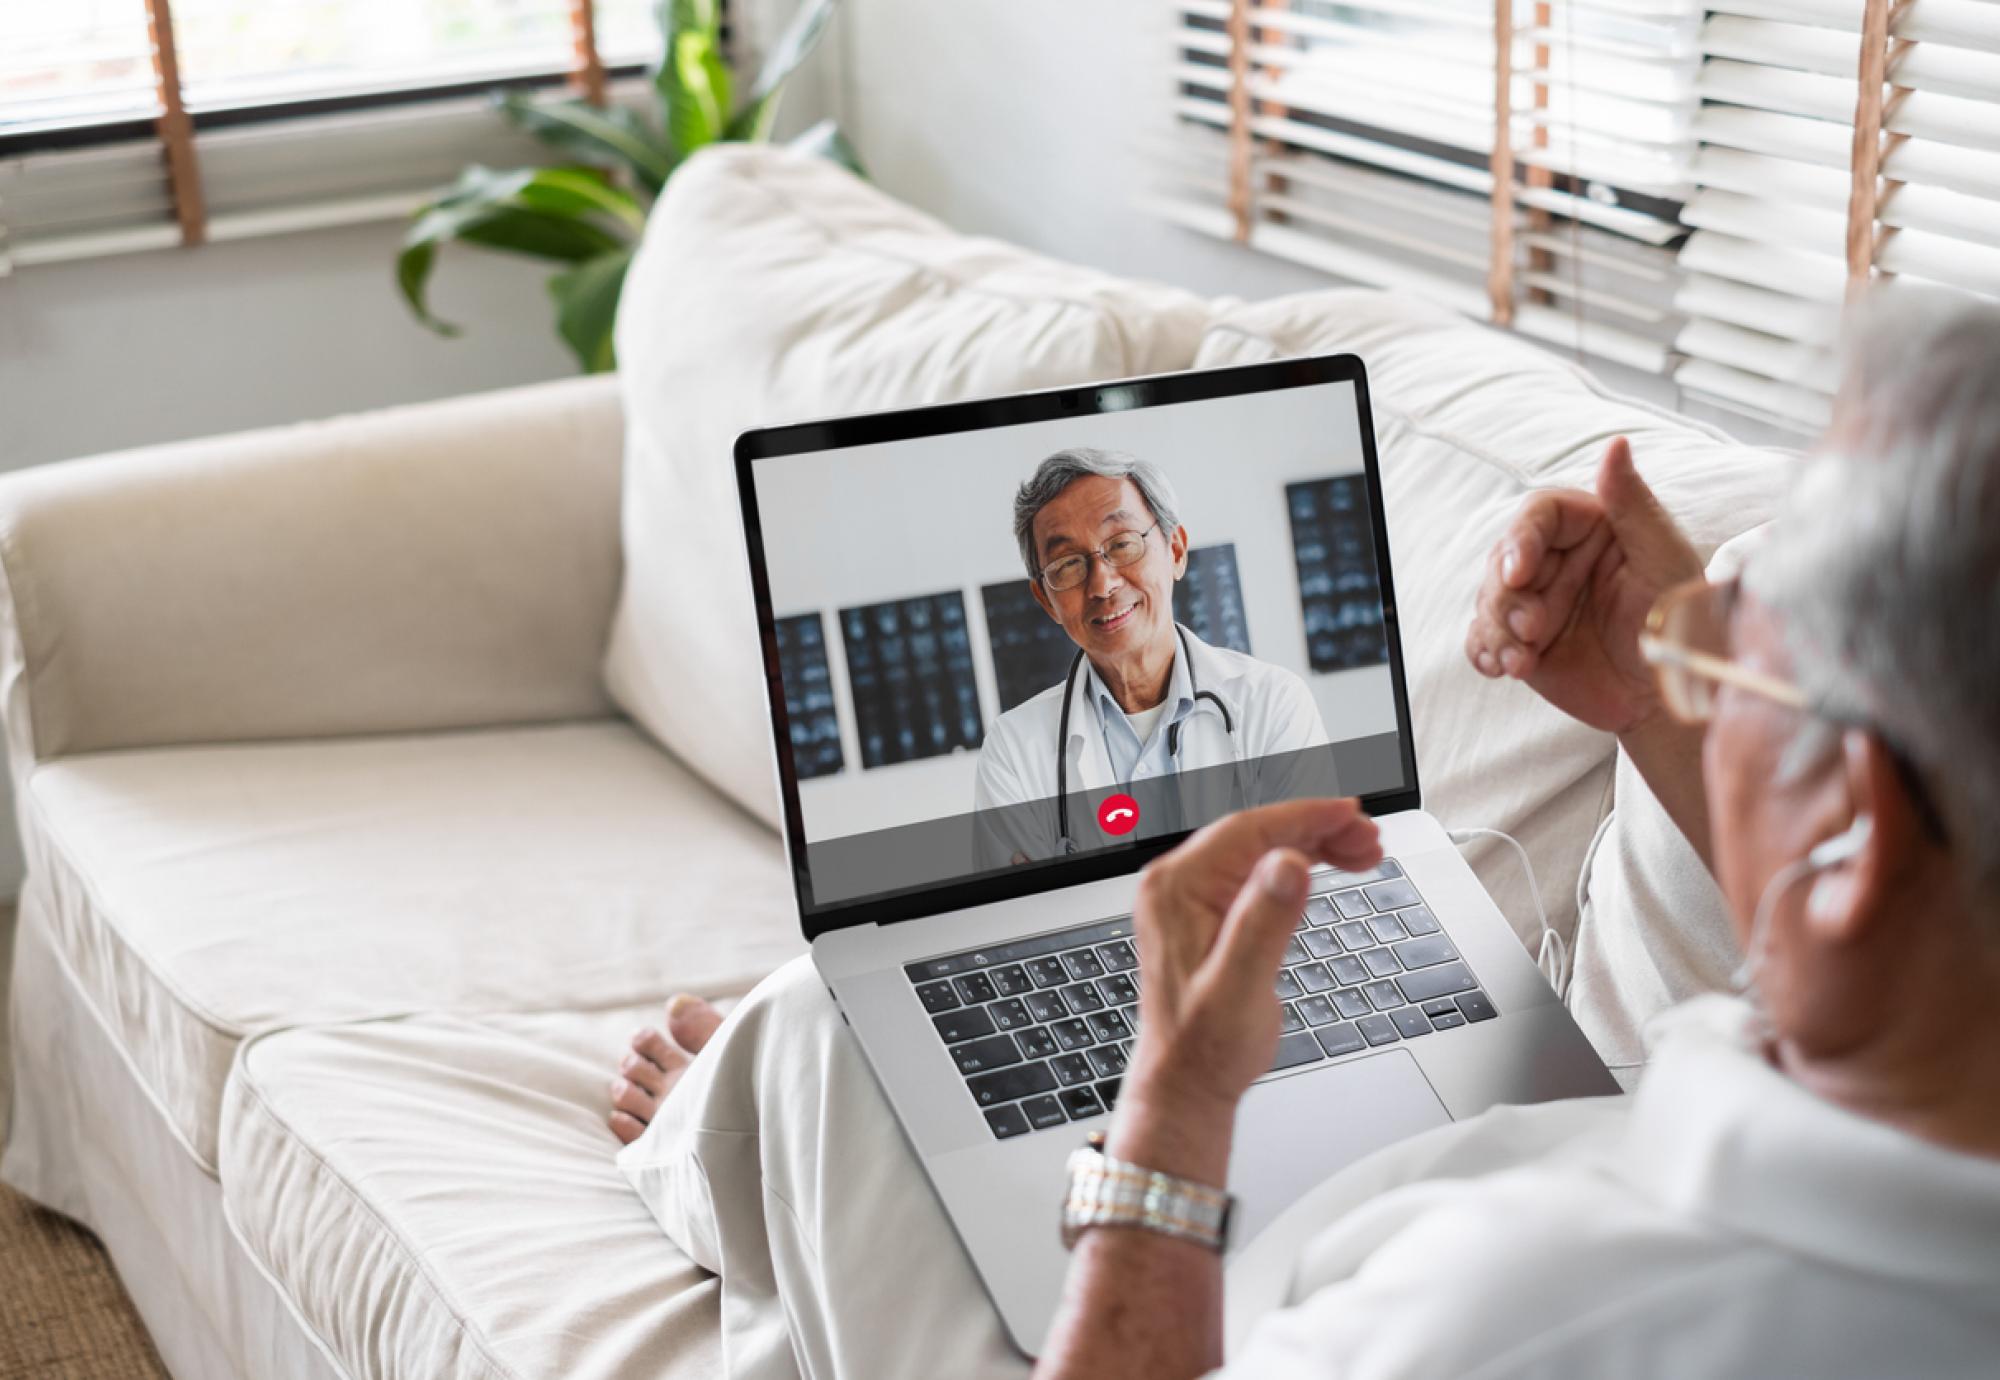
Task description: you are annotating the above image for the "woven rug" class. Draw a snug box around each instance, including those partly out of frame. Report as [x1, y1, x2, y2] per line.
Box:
[0, 1183, 168, 1379]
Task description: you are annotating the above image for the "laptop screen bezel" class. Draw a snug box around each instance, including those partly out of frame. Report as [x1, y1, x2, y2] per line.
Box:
[734, 352, 1423, 942]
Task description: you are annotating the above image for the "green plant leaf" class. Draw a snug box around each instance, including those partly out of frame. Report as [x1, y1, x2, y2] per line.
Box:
[787, 118, 865, 177]
[497, 92, 674, 194]
[548, 247, 634, 374]
[662, 27, 731, 157]
[398, 166, 630, 335]
[725, 0, 840, 143]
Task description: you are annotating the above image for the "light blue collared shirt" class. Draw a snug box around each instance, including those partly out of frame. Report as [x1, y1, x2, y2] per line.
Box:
[1085, 641, 1197, 786]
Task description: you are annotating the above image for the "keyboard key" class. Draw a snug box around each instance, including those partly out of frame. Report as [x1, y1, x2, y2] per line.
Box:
[1059, 1086, 1105, 1120]
[1022, 1094, 1067, 1130]
[1332, 988, 1371, 1020]
[1331, 888, 1372, 919]
[1295, 961, 1336, 994]
[1062, 950, 1106, 981]
[968, 1061, 1057, 1106]
[1097, 974, 1138, 1007]
[1303, 896, 1341, 926]
[1391, 1007, 1433, 1039]
[954, 972, 997, 1006]
[1334, 921, 1375, 952]
[1364, 980, 1405, 1012]
[1087, 1010, 1131, 1043]
[915, 980, 960, 1014]
[1050, 1018, 1095, 1052]
[1096, 1078, 1122, 1110]
[1393, 935, 1459, 970]
[1378, 860, 1404, 878]
[952, 1034, 1024, 1075]
[1087, 1044, 1128, 1078]
[1357, 1014, 1401, 1046]
[1268, 1032, 1326, 1072]
[1316, 1022, 1367, 1057]
[908, 955, 971, 982]
[1302, 928, 1345, 959]
[1051, 1053, 1095, 1086]
[985, 1105, 1030, 1139]
[990, 964, 1033, 997]
[933, 1008, 995, 1044]
[1422, 998, 1461, 1019]
[1274, 969, 1303, 1001]
[1061, 982, 1106, 1014]
[988, 999, 1031, 1032]
[1279, 1002, 1304, 1033]
[1281, 936, 1309, 967]
[1014, 1027, 1058, 1060]
[1296, 994, 1337, 1026]
[1123, 1004, 1141, 1034]
[1398, 905, 1441, 936]
[1362, 947, 1403, 978]
[1028, 957, 1070, 988]
[1097, 940, 1139, 971]
[1025, 990, 1069, 1023]
[1363, 879, 1421, 911]
[1431, 1011, 1468, 1030]
[1456, 990, 1499, 1023]
[1329, 955, 1368, 986]
[1367, 914, 1410, 944]
[1397, 962, 1477, 1004]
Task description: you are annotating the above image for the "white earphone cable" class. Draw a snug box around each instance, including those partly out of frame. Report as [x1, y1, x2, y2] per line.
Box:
[1445, 826, 1568, 997]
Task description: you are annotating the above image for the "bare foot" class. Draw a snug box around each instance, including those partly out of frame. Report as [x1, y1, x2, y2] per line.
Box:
[608, 994, 725, 1145]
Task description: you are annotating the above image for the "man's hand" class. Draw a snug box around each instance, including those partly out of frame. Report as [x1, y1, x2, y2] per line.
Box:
[1464, 437, 1703, 735]
[1114, 799, 1383, 1183]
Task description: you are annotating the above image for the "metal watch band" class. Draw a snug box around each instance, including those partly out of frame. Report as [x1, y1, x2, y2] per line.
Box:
[1060, 1131, 1233, 1253]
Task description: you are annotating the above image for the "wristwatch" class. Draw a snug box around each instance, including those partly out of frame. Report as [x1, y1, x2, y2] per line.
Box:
[1060, 1130, 1234, 1253]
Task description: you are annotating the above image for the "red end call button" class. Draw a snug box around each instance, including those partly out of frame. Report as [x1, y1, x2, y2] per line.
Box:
[1097, 794, 1141, 836]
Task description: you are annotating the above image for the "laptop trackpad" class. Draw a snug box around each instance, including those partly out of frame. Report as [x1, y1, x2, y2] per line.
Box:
[1226, 1049, 1450, 1261]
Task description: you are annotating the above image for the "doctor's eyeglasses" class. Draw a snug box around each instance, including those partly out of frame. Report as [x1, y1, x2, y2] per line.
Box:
[1038, 522, 1161, 593]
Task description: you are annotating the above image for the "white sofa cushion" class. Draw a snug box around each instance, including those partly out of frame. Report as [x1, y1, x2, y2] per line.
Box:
[1192, 292, 1795, 1037]
[604, 145, 1212, 828]
[222, 1006, 723, 1380]
[26, 720, 801, 1171]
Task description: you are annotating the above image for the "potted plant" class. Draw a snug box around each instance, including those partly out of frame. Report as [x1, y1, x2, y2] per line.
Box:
[397, 0, 856, 372]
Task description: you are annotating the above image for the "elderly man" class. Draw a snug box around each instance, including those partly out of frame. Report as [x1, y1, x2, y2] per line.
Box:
[609, 296, 2000, 1377]
[973, 447, 1328, 855]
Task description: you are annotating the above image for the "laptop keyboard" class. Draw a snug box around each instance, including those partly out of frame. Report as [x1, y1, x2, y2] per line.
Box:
[904, 860, 1499, 1140]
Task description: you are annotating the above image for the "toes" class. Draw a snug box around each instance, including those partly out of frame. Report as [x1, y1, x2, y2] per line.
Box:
[666, 994, 724, 1054]
[609, 1075, 658, 1124]
[608, 1109, 648, 1145]
[630, 1025, 688, 1074]
[620, 1049, 668, 1097]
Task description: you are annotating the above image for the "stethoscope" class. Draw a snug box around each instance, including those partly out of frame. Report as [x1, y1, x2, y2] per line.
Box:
[1054, 624, 1236, 852]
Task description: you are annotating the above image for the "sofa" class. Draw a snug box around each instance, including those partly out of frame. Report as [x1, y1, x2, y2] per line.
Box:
[0, 146, 1794, 1379]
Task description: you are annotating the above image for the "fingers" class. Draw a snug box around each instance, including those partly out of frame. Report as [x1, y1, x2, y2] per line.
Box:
[620, 1047, 669, 1097]
[630, 1025, 688, 1074]
[609, 1109, 648, 1145]
[666, 994, 724, 1055]
[1469, 493, 1614, 680]
[609, 1073, 659, 1126]
[1209, 848, 1312, 998]
[1182, 798, 1383, 881]
[1594, 438, 1701, 583]
[1498, 489, 1607, 592]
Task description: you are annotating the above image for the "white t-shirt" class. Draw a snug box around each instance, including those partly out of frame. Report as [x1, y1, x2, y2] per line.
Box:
[1217, 996, 2000, 1378]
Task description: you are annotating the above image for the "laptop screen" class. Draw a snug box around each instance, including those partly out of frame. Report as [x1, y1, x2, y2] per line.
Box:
[738, 357, 1418, 931]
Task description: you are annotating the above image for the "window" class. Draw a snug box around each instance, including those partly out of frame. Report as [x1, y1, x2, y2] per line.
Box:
[1155, 0, 1999, 431]
[0, 0, 668, 269]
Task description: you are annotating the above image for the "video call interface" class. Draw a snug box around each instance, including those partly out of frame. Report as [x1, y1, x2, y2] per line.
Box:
[749, 380, 1412, 912]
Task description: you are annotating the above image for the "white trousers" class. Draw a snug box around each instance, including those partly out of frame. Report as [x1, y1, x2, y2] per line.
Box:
[618, 956, 1034, 1380]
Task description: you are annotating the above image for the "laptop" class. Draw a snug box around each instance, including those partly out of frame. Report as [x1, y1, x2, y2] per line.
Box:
[733, 353, 1617, 1355]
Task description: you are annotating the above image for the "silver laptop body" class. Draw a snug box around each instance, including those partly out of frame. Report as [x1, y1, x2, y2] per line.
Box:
[734, 355, 1618, 1356]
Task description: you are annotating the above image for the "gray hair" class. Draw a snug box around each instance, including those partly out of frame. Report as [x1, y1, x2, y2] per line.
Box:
[1745, 287, 2000, 914]
[1014, 448, 1182, 582]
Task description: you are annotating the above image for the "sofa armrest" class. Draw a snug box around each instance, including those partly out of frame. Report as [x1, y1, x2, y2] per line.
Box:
[0, 375, 625, 766]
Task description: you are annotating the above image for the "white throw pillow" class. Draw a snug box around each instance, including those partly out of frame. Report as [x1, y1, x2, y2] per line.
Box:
[1194, 291, 1796, 1071]
[604, 146, 1211, 829]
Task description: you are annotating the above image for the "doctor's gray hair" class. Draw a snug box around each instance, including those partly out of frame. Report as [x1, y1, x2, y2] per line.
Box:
[1014, 448, 1182, 582]
[1744, 288, 2000, 914]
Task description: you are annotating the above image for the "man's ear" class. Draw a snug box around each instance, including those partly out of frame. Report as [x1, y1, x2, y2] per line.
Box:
[1808, 730, 1916, 945]
[1170, 524, 1190, 579]
[1030, 577, 1058, 622]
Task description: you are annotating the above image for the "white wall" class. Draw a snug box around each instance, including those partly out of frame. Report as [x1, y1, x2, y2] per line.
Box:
[755, 380, 1397, 842]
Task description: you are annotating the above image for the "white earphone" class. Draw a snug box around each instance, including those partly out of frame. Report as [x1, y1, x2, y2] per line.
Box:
[1806, 815, 1874, 870]
[1733, 815, 1874, 999]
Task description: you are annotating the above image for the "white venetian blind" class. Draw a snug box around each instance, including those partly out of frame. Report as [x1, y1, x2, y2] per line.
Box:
[1676, 0, 2000, 428]
[1152, 0, 1704, 375]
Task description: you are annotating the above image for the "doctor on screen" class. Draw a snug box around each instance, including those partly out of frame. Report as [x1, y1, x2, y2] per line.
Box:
[972, 448, 1330, 856]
